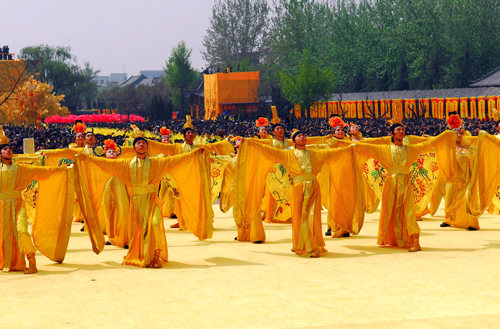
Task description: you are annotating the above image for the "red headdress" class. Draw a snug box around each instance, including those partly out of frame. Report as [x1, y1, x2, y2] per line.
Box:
[73, 122, 86, 135]
[160, 127, 170, 136]
[446, 113, 463, 131]
[255, 117, 269, 128]
[103, 139, 117, 152]
[328, 116, 346, 129]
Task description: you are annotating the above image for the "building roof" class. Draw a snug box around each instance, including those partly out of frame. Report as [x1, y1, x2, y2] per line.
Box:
[470, 67, 500, 88]
[137, 77, 161, 86]
[182, 79, 204, 98]
[120, 74, 147, 87]
[331, 86, 500, 102]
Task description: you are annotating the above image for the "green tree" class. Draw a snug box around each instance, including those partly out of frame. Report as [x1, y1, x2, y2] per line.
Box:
[18, 45, 99, 110]
[280, 49, 335, 118]
[164, 41, 198, 115]
[202, 0, 269, 70]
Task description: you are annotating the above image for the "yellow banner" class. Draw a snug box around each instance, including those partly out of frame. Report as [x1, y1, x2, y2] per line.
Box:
[460, 98, 469, 119]
[478, 96, 486, 119]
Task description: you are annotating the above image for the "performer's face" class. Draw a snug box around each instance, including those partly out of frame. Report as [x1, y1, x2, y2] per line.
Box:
[456, 128, 465, 142]
[75, 134, 85, 146]
[295, 133, 307, 146]
[85, 133, 96, 146]
[105, 149, 118, 159]
[258, 127, 268, 139]
[161, 136, 170, 143]
[234, 139, 242, 148]
[349, 126, 359, 135]
[134, 140, 148, 154]
[497, 122, 500, 132]
[274, 126, 284, 139]
[333, 126, 345, 139]
[185, 130, 195, 143]
[391, 126, 405, 140]
[1, 146, 13, 160]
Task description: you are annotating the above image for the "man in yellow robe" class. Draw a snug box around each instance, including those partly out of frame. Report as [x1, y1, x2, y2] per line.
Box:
[74, 137, 213, 268]
[354, 124, 459, 252]
[1, 134, 74, 274]
[234, 131, 365, 257]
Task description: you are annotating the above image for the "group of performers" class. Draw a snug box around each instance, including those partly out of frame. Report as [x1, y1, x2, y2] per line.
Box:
[2, 106, 500, 274]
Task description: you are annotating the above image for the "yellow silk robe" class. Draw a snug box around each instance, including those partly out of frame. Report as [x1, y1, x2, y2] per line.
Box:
[74, 150, 212, 267]
[443, 146, 479, 229]
[100, 176, 132, 247]
[468, 132, 500, 217]
[1, 163, 74, 272]
[354, 131, 459, 247]
[234, 140, 365, 255]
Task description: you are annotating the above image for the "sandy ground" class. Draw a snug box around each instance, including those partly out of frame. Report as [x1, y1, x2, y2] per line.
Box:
[3, 203, 500, 329]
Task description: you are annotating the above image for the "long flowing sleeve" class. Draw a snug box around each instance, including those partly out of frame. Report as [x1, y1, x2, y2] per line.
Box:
[147, 140, 182, 157]
[16, 165, 74, 263]
[36, 148, 83, 166]
[407, 131, 459, 185]
[203, 140, 235, 155]
[74, 154, 132, 254]
[310, 146, 366, 234]
[468, 132, 500, 216]
[234, 140, 302, 232]
[150, 149, 214, 240]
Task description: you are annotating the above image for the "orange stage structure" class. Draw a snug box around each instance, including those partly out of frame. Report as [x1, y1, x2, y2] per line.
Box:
[204, 72, 259, 120]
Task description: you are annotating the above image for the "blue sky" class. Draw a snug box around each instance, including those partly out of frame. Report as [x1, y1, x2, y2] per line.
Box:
[4, 0, 215, 76]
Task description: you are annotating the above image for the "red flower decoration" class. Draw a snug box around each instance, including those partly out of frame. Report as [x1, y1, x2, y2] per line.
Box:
[73, 122, 86, 134]
[329, 116, 346, 129]
[103, 139, 117, 152]
[446, 115, 463, 130]
[255, 117, 269, 128]
[160, 127, 170, 136]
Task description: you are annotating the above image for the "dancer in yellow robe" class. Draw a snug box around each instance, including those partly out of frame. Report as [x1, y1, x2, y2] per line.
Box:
[74, 137, 213, 268]
[439, 114, 479, 230]
[97, 140, 133, 248]
[0, 132, 74, 274]
[234, 131, 365, 257]
[354, 124, 459, 252]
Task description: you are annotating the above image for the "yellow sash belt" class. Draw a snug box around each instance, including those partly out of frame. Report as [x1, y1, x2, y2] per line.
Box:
[293, 174, 316, 184]
[130, 184, 156, 196]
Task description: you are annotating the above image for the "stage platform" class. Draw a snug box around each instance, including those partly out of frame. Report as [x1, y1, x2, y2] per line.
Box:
[3, 204, 500, 328]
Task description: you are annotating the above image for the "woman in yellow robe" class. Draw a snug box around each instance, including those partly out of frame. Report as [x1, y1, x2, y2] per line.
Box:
[467, 131, 500, 220]
[354, 125, 459, 251]
[439, 116, 479, 230]
[97, 140, 133, 248]
[74, 138, 213, 268]
[234, 133, 365, 257]
[1, 141, 74, 274]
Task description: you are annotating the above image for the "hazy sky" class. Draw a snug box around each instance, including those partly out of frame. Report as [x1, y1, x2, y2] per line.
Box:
[4, 0, 216, 76]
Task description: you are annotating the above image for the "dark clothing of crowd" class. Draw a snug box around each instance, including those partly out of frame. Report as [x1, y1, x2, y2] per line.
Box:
[3, 117, 498, 154]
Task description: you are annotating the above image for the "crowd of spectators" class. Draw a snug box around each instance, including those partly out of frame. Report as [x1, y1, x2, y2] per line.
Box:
[2, 116, 498, 154]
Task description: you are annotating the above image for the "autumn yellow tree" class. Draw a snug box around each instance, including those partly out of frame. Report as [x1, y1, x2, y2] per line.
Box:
[0, 76, 68, 125]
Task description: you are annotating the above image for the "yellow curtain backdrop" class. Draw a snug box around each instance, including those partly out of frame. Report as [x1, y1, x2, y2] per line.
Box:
[417, 99, 430, 118]
[431, 98, 444, 119]
[497, 96, 500, 113]
[380, 100, 390, 118]
[294, 104, 301, 118]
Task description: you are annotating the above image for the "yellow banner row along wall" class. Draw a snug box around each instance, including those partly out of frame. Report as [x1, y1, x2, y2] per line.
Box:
[293, 96, 498, 120]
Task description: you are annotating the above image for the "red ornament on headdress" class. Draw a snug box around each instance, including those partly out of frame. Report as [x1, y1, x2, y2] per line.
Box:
[160, 127, 170, 136]
[446, 114, 463, 130]
[103, 139, 117, 152]
[74, 122, 86, 134]
[329, 116, 346, 129]
[255, 117, 269, 128]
